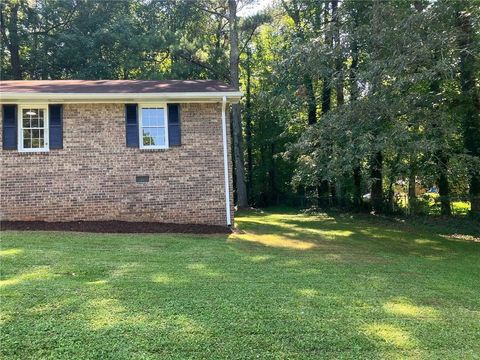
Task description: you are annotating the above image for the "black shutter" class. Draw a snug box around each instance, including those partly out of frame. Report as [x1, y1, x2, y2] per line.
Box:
[2, 105, 17, 150]
[49, 104, 63, 149]
[125, 104, 139, 147]
[168, 104, 181, 146]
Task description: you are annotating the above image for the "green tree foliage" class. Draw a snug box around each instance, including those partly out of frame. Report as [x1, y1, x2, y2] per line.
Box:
[277, 0, 479, 215]
[1, 0, 478, 215]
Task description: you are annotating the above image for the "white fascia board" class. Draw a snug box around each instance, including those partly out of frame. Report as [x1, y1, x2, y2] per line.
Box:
[0, 91, 243, 104]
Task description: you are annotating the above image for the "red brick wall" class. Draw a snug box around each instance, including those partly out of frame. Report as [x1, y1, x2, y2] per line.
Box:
[0, 103, 234, 226]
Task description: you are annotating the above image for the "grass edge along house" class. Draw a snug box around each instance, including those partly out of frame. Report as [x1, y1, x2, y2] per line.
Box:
[0, 80, 241, 227]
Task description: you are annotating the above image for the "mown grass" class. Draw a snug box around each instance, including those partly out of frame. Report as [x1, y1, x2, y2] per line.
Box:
[1, 209, 479, 359]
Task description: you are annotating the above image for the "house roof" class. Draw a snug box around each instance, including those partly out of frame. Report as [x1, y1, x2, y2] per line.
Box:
[0, 80, 238, 93]
[0, 80, 242, 103]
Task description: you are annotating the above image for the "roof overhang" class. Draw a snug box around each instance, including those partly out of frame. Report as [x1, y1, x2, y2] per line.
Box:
[0, 91, 243, 104]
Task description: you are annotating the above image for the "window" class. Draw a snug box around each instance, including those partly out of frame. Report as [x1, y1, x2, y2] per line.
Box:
[18, 105, 49, 152]
[139, 105, 169, 149]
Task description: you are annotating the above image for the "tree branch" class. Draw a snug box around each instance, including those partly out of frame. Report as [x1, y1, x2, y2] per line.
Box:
[0, 7, 10, 49]
[239, 26, 258, 57]
[191, 3, 228, 20]
[175, 50, 229, 81]
[29, 4, 78, 36]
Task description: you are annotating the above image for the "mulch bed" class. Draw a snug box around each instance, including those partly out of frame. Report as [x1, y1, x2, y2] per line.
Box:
[0, 220, 232, 234]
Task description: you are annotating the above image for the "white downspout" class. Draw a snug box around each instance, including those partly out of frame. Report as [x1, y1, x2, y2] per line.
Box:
[221, 96, 232, 226]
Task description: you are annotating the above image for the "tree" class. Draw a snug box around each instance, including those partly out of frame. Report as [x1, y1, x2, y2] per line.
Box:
[1, 0, 23, 79]
[228, 0, 248, 208]
[1, 0, 477, 217]
[456, 6, 480, 215]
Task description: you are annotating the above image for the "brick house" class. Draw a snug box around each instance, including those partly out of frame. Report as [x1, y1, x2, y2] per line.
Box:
[0, 80, 241, 227]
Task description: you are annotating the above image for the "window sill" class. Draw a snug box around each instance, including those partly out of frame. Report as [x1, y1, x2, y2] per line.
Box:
[139, 148, 170, 152]
[15, 150, 51, 155]
[18, 148, 49, 152]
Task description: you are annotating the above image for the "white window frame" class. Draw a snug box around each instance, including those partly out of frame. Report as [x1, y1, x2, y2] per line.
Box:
[17, 104, 49, 153]
[138, 103, 169, 150]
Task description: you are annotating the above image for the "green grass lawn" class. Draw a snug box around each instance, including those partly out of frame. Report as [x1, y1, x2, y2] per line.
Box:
[1, 209, 479, 359]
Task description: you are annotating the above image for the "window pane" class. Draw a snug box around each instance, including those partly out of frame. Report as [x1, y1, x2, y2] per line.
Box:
[23, 129, 31, 139]
[143, 129, 153, 146]
[143, 127, 165, 146]
[153, 108, 164, 126]
[32, 129, 40, 138]
[149, 128, 158, 145]
[32, 138, 40, 148]
[22, 108, 47, 129]
[153, 128, 165, 146]
[23, 109, 35, 117]
[142, 108, 164, 127]
[23, 138, 32, 149]
[142, 108, 152, 126]
[23, 116, 31, 128]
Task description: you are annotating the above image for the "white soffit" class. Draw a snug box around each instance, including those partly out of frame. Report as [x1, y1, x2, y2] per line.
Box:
[0, 91, 243, 104]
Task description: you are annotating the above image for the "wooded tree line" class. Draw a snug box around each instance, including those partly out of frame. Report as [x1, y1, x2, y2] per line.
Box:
[1, 0, 479, 216]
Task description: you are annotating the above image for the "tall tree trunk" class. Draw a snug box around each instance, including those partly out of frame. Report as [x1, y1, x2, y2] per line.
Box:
[245, 48, 253, 203]
[457, 10, 480, 215]
[1, 3, 22, 79]
[321, 2, 332, 115]
[228, 0, 248, 208]
[303, 54, 319, 203]
[283, 0, 318, 126]
[9, 3, 21, 79]
[318, 181, 330, 207]
[260, 144, 268, 206]
[368, 2, 386, 214]
[305, 76, 317, 125]
[353, 166, 362, 208]
[388, 176, 395, 213]
[427, 51, 452, 215]
[321, 81, 331, 114]
[437, 152, 451, 216]
[305, 48, 318, 202]
[408, 171, 416, 215]
[332, 0, 343, 107]
[349, 9, 362, 210]
[269, 143, 277, 205]
[317, 1, 333, 207]
[371, 151, 383, 213]
[282, 0, 321, 205]
[414, 0, 452, 215]
[328, 0, 342, 205]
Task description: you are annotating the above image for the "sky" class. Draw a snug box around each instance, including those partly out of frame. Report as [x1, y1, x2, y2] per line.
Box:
[237, 0, 274, 17]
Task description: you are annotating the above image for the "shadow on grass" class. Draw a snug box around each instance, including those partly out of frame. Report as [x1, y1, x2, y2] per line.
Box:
[1, 209, 479, 358]
[231, 209, 478, 264]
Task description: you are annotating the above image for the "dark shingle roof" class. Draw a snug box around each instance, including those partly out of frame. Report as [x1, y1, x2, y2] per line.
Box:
[0, 80, 238, 93]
